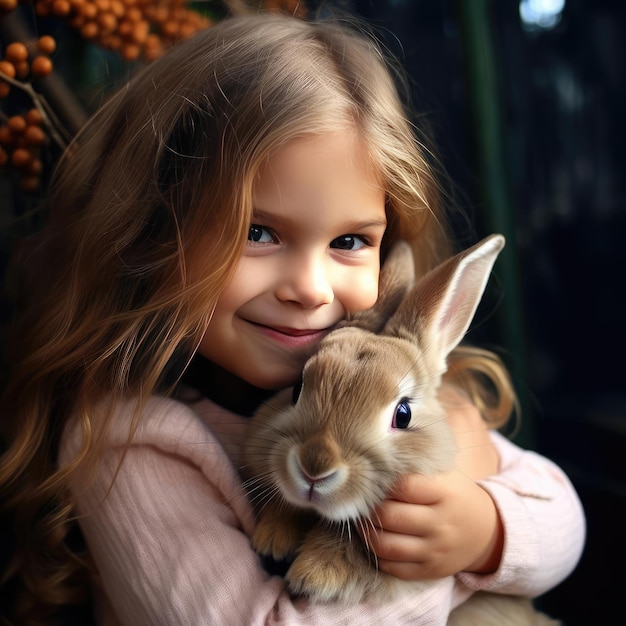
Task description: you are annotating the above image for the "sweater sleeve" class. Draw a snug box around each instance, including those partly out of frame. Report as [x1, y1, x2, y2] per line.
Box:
[456, 431, 586, 597]
[60, 397, 458, 626]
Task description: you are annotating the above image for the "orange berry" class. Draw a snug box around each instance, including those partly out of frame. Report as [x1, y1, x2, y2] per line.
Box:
[110, 0, 124, 17]
[98, 13, 117, 33]
[80, 22, 99, 40]
[27, 158, 43, 174]
[24, 125, 46, 145]
[0, 126, 12, 144]
[38, 35, 57, 55]
[0, 146, 8, 167]
[161, 22, 179, 39]
[7, 115, 27, 134]
[0, 0, 18, 13]
[145, 33, 160, 47]
[51, 0, 71, 15]
[25, 108, 44, 125]
[0, 60, 16, 79]
[80, 3, 97, 19]
[0, 83, 10, 98]
[179, 23, 197, 39]
[5, 42, 29, 63]
[118, 20, 132, 36]
[11, 147, 32, 168]
[120, 43, 140, 61]
[150, 7, 168, 24]
[131, 20, 149, 44]
[31, 56, 54, 78]
[126, 7, 141, 22]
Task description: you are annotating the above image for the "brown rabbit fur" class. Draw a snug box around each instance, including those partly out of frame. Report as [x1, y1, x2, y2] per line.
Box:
[243, 235, 559, 624]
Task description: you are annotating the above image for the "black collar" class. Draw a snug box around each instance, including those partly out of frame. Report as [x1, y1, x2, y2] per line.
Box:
[181, 355, 276, 417]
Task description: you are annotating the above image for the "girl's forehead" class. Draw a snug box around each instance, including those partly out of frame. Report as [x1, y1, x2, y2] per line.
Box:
[255, 131, 381, 188]
[249, 131, 386, 233]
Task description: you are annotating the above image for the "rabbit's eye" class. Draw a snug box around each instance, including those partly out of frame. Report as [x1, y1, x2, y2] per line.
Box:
[292, 379, 303, 404]
[392, 398, 412, 429]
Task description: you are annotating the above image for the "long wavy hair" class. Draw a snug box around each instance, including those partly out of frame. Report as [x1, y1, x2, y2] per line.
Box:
[0, 13, 515, 624]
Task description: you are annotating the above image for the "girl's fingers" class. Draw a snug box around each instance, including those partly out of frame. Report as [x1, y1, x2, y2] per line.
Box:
[368, 498, 436, 535]
[362, 523, 429, 562]
[388, 473, 442, 503]
[376, 557, 443, 581]
[388, 469, 475, 506]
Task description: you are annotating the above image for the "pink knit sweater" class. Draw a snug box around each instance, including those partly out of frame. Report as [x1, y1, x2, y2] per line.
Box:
[59, 392, 585, 625]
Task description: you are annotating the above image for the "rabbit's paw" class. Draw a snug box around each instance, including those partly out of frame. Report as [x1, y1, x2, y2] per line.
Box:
[286, 549, 360, 603]
[286, 532, 377, 605]
[251, 515, 301, 560]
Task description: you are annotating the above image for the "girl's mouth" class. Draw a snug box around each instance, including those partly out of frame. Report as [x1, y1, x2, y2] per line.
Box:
[271, 326, 323, 337]
[247, 321, 330, 348]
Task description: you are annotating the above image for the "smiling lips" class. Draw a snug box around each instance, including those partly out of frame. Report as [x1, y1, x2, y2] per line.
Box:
[249, 321, 331, 348]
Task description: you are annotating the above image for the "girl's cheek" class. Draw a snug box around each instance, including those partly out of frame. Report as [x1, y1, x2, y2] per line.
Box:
[345, 268, 380, 313]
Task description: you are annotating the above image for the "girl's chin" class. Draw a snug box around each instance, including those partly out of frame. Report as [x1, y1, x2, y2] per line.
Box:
[239, 358, 304, 391]
[246, 372, 300, 392]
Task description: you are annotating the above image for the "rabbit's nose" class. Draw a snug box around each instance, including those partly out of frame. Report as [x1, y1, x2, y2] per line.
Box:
[295, 461, 342, 502]
[298, 464, 339, 488]
[297, 434, 342, 478]
[292, 436, 346, 497]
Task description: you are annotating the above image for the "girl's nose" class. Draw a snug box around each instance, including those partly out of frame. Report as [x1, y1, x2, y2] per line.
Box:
[275, 252, 334, 308]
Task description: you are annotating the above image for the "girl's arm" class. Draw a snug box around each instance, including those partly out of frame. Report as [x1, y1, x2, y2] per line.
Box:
[60, 397, 459, 625]
[461, 429, 586, 596]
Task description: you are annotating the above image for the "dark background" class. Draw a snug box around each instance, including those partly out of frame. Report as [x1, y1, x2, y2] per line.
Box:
[2, 1, 624, 624]
[348, 0, 624, 623]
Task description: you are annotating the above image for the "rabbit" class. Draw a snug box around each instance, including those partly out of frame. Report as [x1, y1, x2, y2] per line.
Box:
[242, 234, 560, 624]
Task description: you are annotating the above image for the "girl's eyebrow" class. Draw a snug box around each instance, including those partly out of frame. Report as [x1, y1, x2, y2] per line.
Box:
[341, 218, 388, 231]
[250, 208, 278, 222]
[251, 208, 387, 231]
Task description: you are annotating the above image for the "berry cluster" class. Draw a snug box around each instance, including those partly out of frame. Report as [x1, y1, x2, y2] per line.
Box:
[0, 35, 57, 191]
[0, 107, 46, 191]
[0, 37, 56, 99]
[33, 0, 212, 61]
[0, 1, 211, 192]
[1, 1, 309, 193]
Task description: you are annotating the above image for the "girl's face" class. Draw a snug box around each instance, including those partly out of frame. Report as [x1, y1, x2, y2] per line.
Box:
[199, 131, 387, 389]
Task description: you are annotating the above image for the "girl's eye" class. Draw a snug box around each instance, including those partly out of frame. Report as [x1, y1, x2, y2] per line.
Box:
[248, 224, 275, 244]
[392, 398, 412, 429]
[330, 235, 368, 251]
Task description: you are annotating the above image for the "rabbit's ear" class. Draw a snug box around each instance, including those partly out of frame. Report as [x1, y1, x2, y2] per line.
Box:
[384, 234, 505, 374]
[346, 240, 416, 334]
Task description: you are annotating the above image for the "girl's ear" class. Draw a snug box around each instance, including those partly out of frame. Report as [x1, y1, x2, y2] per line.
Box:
[384, 234, 505, 375]
[345, 240, 416, 334]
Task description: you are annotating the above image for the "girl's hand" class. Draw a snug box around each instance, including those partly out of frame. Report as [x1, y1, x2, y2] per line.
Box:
[362, 470, 504, 580]
[361, 384, 504, 581]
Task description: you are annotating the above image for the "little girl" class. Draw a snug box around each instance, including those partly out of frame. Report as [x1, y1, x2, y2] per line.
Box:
[0, 13, 584, 625]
